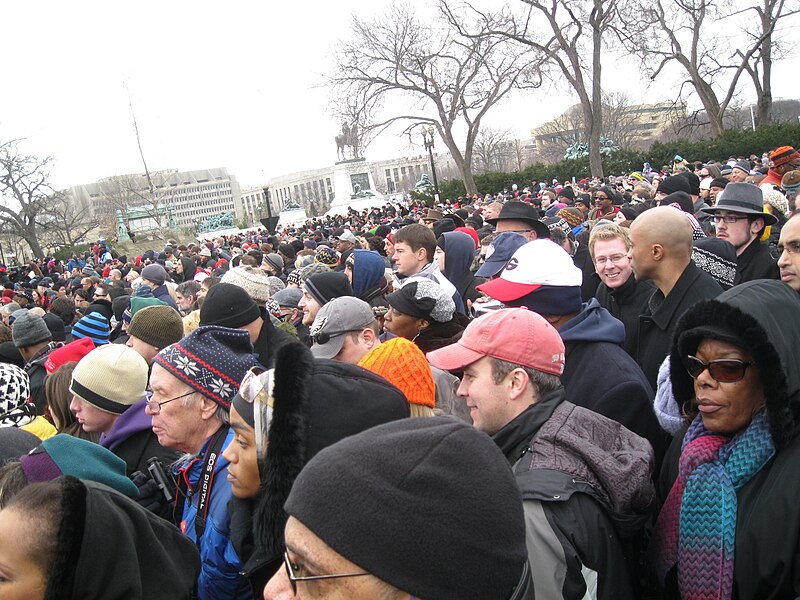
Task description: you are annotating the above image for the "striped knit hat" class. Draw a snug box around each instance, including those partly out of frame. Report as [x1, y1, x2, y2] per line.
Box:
[153, 326, 258, 410]
[71, 312, 110, 345]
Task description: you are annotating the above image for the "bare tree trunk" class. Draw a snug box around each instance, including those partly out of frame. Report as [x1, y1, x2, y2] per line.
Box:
[589, 1, 604, 178]
[757, 4, 774, 125]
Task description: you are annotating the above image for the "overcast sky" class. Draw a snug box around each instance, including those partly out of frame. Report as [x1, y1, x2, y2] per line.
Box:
[2, 1, 799, 191]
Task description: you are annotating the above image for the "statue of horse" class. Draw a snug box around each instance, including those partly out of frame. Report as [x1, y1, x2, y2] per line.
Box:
[335, 122, 361, 161]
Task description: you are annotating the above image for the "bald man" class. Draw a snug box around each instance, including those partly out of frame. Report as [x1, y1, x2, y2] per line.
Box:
[628, 207, 723, 389]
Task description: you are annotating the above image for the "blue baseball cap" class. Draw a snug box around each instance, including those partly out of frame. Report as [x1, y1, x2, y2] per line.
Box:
[475, 232, 528, 278]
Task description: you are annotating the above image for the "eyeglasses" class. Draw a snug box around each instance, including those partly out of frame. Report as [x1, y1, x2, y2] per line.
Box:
[93, 293, 107, 298]
[712, 215, 749, 224]
[595, 195, 610, 200]
[684, 355, 752, 383]
[777, 241, 800, 255]
[594, 253, 627, 267]
[146, 389, 196, 414]
[283, 551, 370, 595]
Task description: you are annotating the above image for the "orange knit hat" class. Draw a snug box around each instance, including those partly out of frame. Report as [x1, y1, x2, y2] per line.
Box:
[358, 337, 435, 408]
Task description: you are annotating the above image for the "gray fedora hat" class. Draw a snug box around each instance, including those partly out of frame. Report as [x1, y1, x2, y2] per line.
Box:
[700, 182, 778, 226]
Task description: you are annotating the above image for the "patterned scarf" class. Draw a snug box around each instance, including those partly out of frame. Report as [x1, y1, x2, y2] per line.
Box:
[652, 412, 775, 600]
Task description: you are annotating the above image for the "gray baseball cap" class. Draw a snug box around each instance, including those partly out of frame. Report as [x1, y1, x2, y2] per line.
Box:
[309, 297, 376, 359]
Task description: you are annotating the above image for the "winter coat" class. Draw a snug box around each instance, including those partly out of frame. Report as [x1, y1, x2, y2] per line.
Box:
[572, 242, 599, 302]
[403, 261, 467, 315]
[414, 315, 467, 354]
[558, 299, 666, 462]
[634, 261, 722, 391]
[656, 280, 800, 599]
[440, 231, 484, 309]
[733, 237, 779, 285]
[100, 399, 180, 476]
[228, 346, 409, 598]
[493, 388, 655, 600]
[151, 283, 180, 311]
[595, 275, 657, 357]
[47, 478, 200, 600]
[253, 309, 299, 370]
[25, 342, 60, 414]
[175, 426, 250, 600]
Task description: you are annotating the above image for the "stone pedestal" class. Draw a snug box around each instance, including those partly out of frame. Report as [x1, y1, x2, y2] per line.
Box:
[330, 159, 377, 208]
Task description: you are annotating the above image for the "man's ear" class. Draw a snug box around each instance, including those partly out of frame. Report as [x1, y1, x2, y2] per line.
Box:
[199, 396, 219, 421]
[651, 243, 665, 262]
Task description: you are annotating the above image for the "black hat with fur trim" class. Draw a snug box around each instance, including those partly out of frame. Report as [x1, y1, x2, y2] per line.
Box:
[669, 279, 800, 448]
[255, 342, 409, 560]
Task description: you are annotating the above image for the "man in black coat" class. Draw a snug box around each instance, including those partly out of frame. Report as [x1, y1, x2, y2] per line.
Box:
[700, 182, 780, 284]
[628, 207, 723, 391]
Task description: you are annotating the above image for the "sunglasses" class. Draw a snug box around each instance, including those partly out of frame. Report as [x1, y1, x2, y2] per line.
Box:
[684, 355, 752, 383]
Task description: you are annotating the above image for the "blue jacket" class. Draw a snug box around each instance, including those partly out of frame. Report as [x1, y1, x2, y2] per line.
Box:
[176, 427, 250, 600]
[152, 283, 180, 311]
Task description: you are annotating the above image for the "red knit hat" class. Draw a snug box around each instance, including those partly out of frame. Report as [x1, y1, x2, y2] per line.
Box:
[44, 337, 96, 373]
[358, 337, 435, 408]
[770, 146, 800, 167]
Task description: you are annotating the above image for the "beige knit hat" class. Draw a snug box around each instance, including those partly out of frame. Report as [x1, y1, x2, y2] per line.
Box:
[221, 265, 271, 306]
[127, 305, 185, 350]
[69, 345, 148, 415]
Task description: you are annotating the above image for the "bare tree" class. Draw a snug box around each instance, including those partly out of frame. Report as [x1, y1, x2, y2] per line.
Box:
[331, 4, 542, 195]
[473, 127, 514, 173]
[93, 173, 166, 230]
[618, 0, 797, 137]
[44, 191, 99, 247]
[735, 0, 800, 126]
[0, 140, 57, 260]
[454, 0, 618, 177]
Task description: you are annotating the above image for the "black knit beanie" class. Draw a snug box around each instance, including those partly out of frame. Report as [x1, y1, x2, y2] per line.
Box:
[657, 175, 691, 196]
[285, 417, 529, 600]
[199, 282, 260, 328]
[303, 272, 353, 306]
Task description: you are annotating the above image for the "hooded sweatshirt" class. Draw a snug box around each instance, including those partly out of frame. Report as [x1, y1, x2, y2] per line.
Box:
[350, 249, 387, 307]
[99, 399, 180, 476]
[558, 299, 665, 462]
[47, 477, 200, 600]
[440, 231, 483, 308]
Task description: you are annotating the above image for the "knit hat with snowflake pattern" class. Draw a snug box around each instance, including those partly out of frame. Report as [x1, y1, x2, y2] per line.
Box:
[153, 325, 259, 410]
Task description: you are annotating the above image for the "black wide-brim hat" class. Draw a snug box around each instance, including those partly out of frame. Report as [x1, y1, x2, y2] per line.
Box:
[486, 201, 550, 239]
[700, 182, 778, 226]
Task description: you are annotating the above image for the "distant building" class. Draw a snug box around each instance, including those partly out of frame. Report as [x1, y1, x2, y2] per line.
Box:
[66, 167, 243, 230]
[265, 154, 449, 218]
[530, 102, 686, 160]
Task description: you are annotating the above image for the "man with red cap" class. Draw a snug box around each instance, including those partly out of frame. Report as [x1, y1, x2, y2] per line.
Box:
[760, 146, 800, 188]
[427, 308, 654, 600]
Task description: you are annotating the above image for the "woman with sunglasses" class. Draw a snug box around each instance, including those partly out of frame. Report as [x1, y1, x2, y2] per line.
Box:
[651, 279, 800, 599]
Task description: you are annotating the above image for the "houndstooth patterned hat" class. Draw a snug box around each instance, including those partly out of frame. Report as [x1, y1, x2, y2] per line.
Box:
[0, 363, 31, 418]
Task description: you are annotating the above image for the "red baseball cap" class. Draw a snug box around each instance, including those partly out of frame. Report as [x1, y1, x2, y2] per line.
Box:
[426, 308, 565, 375]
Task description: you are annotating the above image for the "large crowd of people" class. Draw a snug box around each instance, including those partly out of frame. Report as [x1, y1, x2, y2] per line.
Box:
[0, 145, 799, 599]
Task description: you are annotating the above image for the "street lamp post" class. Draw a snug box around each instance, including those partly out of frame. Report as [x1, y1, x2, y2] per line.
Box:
[422, 126, 441, 203]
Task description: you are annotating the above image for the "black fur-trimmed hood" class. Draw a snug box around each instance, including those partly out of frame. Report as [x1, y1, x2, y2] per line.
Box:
[669, 279, 800, 448]
[256, 345, 410, 560]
